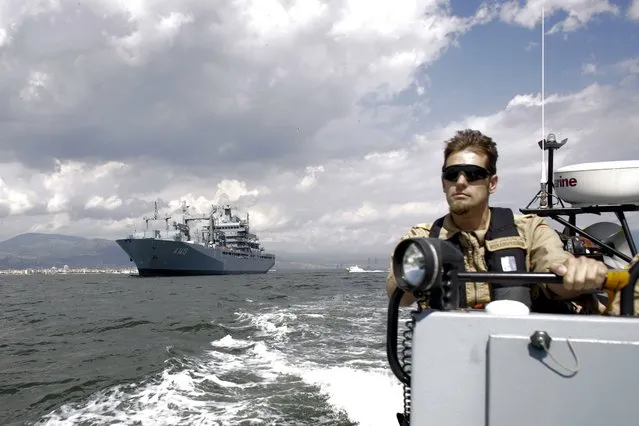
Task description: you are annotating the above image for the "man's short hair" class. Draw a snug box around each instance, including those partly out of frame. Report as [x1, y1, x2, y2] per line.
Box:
[443, 129, 498, 175]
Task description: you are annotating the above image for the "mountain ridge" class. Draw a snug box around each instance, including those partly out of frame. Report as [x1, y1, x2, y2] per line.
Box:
[0, 232, 132, 269]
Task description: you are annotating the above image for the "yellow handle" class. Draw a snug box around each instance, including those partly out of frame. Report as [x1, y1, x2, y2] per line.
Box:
[602, 270, 631, 315]
[604, 270, 630, 291]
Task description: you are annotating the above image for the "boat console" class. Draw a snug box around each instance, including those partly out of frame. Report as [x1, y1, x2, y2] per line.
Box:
[386, 237, 639, 426]
[521, 134, 639, 316]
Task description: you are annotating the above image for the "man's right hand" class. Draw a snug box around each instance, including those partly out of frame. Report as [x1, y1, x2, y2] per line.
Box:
[549, 256, 608, 294]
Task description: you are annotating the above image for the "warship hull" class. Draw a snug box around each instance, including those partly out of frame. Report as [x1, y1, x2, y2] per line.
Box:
[116, 238, 276, 277]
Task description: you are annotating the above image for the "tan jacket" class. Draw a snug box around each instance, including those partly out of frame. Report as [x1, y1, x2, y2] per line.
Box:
[386, 210, 575, 308]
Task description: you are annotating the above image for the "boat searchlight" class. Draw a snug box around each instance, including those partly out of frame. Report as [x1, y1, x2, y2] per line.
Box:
[392, 237, 463, 295]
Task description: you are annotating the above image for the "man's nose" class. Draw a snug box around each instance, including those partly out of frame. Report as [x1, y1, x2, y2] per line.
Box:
[455, 173, 468, 186]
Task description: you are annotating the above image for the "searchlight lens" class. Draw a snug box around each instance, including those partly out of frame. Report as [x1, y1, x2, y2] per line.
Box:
[402, 243, 426, 288]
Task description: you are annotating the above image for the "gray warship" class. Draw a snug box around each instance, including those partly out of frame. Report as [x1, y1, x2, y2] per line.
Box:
[116, 202, 276, 276]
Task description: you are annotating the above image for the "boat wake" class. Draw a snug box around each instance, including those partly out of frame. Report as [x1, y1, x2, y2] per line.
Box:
[36, 299, 403, 425]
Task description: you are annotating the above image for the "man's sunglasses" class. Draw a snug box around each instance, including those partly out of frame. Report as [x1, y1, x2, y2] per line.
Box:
[442, 164, 491, 182]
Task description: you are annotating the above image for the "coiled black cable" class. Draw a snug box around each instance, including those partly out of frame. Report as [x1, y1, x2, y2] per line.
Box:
[401, 315, 414, 423]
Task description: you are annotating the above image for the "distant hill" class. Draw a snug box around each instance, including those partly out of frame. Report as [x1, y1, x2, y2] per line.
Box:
[0, 233, 131, 269]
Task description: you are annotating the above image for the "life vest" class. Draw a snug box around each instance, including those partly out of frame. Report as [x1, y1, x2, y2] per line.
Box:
[428, 207, 533, 309]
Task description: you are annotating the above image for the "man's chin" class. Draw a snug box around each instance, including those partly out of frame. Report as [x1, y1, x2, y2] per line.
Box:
[449, 201, 470, 215]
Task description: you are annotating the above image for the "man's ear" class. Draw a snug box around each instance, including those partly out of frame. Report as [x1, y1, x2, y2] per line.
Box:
[489, 174, 498, 194]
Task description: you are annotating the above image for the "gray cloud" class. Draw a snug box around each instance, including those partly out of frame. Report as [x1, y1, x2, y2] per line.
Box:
[0, 0, 484, 177]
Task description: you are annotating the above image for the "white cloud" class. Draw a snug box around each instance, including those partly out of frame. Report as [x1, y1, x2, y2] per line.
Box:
[0, 177, 32, 216]
[525, 41, 539, 51]
[499, 0, 619, 33]
[629, 0, 639, 20]
[581, 62, 598, 75]
[0, 0, 636, 263]
[616, 57, 639, 75]
[85, 196, 123, 210]
[295, 165, 325, 192]
[0, 0, 491, 174]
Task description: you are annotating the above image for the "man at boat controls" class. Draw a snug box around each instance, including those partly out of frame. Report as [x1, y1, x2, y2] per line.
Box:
[385, 129, 608, 312]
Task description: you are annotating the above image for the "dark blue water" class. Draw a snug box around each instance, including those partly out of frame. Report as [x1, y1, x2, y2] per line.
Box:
[0, 271, 404, 425]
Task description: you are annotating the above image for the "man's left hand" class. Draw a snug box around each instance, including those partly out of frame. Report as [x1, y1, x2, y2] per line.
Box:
[549, 256, 608, 292]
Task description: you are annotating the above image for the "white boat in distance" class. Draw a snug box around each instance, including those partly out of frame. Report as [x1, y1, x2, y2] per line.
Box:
[346, 265, 385, 273]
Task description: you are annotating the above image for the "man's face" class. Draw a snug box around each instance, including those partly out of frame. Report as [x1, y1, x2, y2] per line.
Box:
[442, 149, 498, 215]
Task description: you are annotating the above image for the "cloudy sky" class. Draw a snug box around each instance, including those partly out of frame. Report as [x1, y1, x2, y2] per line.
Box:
[1, 0, 638, 261]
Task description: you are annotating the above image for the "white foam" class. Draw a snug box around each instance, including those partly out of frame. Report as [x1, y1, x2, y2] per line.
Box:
[211, 334, 256, 350]
[239, 306, 405, 425]
[302, 366, 405, 426]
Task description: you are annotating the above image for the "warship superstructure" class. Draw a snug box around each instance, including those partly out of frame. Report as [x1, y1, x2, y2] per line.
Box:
[116, 202, 276, 276]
